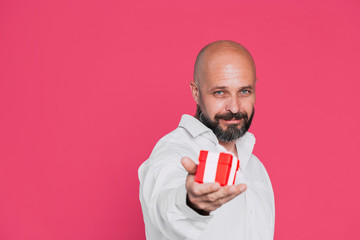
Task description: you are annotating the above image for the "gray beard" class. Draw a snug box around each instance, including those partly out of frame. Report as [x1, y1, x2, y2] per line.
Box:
[196, 105, 254, 142]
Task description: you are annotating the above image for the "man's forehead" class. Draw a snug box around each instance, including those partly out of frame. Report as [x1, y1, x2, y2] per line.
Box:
[201, 57, 256, 87]
[203, 76, 256, 91]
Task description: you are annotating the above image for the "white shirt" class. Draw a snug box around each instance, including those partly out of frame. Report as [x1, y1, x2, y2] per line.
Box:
[138, 115, 275, 240]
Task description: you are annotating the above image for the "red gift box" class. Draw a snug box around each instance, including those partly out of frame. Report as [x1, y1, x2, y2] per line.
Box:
[195, 150, 240, 186]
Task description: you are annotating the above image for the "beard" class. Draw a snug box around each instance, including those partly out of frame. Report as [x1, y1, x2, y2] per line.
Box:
[196, 105, 254, 142]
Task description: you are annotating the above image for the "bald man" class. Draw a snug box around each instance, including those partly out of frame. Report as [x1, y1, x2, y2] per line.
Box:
[139, 41, 275, 240]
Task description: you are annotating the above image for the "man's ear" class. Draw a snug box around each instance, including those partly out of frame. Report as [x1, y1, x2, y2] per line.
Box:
[190, 81, 200, 104]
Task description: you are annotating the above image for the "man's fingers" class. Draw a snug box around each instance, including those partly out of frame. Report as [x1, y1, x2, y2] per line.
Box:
[186, 182, 247, 213]
[203, 184, 247, 202]
[188, 181, 221, 196]
[229, 184, 247, 194]
[181, 157, 197, 175]
[223, 184, 247, 196]
[186, 173, 221, 196]
[216, 184, 247, 205]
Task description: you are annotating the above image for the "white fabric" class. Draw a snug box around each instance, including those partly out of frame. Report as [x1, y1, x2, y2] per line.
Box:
[138, 114, 275, 240]
[226, 156, 238, 186]
[202, 152, 220, 183]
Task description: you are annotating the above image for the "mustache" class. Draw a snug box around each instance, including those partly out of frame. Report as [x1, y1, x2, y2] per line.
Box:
[214, 111, 248, 121]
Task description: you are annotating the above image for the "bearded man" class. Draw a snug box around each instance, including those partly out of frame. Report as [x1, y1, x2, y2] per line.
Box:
[138, 40, 275, 240]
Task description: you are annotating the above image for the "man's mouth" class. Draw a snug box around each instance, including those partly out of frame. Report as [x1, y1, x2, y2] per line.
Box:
[221, 118, 243, 124]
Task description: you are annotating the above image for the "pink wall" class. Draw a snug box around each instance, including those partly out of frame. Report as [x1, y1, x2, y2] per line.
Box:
[1, 0, 360, 239]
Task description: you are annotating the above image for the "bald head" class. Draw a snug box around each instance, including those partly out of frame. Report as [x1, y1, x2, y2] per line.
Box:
[194, 40, 256, 87]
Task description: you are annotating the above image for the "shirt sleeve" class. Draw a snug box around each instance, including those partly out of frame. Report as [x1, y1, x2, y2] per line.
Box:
[139, 143, 213, 240]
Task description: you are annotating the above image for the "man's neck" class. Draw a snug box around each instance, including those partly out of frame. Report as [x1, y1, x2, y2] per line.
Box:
[219, 141, 238, 158]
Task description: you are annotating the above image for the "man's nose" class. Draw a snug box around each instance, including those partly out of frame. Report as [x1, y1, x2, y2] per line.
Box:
[225, 96, 240, 113]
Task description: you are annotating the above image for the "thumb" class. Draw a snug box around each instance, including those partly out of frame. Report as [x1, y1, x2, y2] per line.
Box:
[181, 157, 197, 175]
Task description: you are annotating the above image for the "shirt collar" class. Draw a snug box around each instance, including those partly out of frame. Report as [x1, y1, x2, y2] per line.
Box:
[236, 131, 255, 172]
[178, 114, 213, 138]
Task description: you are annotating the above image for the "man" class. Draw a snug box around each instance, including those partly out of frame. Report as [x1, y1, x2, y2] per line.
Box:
[138, 40, 275, 240]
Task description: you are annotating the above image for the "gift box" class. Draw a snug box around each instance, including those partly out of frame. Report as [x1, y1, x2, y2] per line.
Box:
[195, 150, 240, 186]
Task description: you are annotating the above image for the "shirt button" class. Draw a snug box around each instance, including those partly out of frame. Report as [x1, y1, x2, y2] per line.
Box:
[250, 209, 254, 214]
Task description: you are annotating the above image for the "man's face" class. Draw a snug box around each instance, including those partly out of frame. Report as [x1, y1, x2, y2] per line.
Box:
[192, 53, 256, 142]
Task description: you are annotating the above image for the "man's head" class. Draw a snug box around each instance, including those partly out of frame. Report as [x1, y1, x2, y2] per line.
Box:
[190, 40, 257, 142]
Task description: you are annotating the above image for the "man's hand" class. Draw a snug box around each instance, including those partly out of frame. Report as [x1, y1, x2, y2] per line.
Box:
[181, 157, 247, 215]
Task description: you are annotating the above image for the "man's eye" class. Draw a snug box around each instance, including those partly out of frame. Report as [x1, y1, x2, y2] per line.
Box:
[240, 89, 250, 95]
[214, 91, 224, 95]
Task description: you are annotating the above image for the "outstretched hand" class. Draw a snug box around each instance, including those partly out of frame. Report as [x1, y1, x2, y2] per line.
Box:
[181, 157, 247, 215]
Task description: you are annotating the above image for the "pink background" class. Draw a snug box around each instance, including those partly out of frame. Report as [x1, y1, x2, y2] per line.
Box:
[1, 0, 360, 239]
